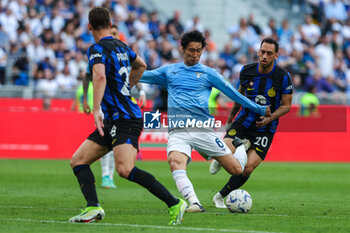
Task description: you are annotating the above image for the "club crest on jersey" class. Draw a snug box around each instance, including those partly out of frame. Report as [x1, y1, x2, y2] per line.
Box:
[249, 81, 254, 86]
[268, 87, 276, 97]
[228, 129, 236, 136]
[195, 72, 204, 78]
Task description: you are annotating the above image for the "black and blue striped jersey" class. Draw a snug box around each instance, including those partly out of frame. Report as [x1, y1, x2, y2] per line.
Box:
[87, 36, 142, 120]
[235, 63, 293, 133]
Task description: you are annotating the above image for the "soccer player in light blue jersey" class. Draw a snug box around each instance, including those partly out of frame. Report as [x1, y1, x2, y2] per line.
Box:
[139, 30, 271, 212]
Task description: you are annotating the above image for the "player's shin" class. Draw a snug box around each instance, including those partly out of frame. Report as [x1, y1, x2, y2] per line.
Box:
[73, 165, 100, 207]
[219, 174, 250, 197]
[127, 166, 179, 207]
[172, 170, 200, 205]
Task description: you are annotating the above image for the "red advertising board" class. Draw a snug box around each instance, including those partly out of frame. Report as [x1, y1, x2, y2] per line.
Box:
[0, 98, 349, 162]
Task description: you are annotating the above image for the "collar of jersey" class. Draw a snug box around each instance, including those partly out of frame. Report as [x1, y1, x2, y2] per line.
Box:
[181, 62, 201, 69]
[256, 62, 276, 76]
[100, 36, 114, 40]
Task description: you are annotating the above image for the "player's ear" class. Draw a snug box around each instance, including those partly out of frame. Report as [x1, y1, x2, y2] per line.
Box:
[87, 23, 92, 31]
[109, 22, 112, 28]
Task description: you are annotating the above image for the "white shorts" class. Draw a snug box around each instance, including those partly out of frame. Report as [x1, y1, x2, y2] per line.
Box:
[167, 128, 231, 162]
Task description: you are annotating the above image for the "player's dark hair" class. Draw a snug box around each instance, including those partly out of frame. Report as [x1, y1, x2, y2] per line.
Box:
[111, 24, 118, 30]
[180, 30, 207, 49]
[88, 7, 111, 30]
[260, 37, 279, 53]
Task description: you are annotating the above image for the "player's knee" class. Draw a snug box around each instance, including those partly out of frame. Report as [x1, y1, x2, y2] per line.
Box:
[70, 156, 79, 168]
[226, 164, 243, 176]
[168, 156, 187, 171]
[243, 166, 254, 176]
[116, 165, 133, 178]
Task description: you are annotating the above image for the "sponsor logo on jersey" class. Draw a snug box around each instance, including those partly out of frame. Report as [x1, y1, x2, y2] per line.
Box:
[89, 53, 102, 60]
[268, 87, 276, 97]
[247, 87, 255, 91]
[255, 147, 263, 152]
[286, 85, 293, 90]
[255, 95, 267, 105]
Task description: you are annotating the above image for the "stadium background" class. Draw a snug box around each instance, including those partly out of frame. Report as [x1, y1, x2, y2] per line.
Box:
[0, 0, 349, 162]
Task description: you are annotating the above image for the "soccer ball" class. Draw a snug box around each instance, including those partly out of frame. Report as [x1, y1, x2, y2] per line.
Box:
[226, 189, 252, 213]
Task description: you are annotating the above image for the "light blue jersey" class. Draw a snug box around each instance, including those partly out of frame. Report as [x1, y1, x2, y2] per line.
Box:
[140, 62, 267, 129]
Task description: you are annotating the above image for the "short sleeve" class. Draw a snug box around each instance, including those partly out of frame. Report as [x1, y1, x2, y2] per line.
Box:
[87, 44, 106, 69]
[126, 46, 137, 62]
[282, 72, 293, 94]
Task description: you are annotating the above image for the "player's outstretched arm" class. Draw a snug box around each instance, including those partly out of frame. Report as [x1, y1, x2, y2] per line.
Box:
[92, 63, 106, 136]
[210, 73, 268, 116]
[256, 94, 292, 128]
[138, 66, 168, 86]
[129, 56, 147, 89]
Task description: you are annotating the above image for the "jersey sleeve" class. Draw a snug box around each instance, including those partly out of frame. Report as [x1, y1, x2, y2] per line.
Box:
[87, 44, 106, 69]
[282, 72, 293, 94]
[139, 66, 168, 87]
[126, 45, 137, 62]
[208, 69, 267, 116]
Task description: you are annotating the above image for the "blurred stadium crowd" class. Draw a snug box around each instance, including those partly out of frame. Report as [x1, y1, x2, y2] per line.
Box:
[0, 0, 350, 106]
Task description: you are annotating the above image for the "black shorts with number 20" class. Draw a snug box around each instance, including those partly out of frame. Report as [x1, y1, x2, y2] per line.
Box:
[87, 118, 143, 151]
[224, 121, 274, 160]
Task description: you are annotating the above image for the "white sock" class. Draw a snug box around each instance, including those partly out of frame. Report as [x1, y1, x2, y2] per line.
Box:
[107, 151, 115, 180]
[233, 145, 247, 171]
[100, 153, 110, 178]
[172, 170, 200, 205]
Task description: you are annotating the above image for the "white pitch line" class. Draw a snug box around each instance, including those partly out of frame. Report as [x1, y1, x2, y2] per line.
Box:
[0, 218, 283, 233]
[1, 206, 349, 220]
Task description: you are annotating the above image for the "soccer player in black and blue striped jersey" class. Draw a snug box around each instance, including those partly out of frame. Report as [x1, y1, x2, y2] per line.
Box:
[69, 7, 187, 225]
[211, 38, 293, 208]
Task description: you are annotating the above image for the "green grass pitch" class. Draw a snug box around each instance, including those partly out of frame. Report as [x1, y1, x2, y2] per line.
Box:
[0, 159, 349, 233]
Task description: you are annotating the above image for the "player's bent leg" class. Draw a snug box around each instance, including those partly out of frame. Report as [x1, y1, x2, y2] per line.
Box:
[209, 137, 242, 175]
[69, 140, 108, 222]
[215, 153, 243, 176]
[115, 144, 187, 223]
[168, 151, 205, 213]
[243, 149, 263, 176]
[212, 149, 263, 209]
[113, 143, 137, 178]
[70, 140, 109, 168]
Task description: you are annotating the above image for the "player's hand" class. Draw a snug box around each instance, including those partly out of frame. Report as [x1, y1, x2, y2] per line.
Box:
[138, 90, 146, 108]
[225, 122, 233, 131]
[265, 106, 271, 117]
[256, 116, 271, 128]
[94, 111, 104, 136]
[83, 99, 91, 115]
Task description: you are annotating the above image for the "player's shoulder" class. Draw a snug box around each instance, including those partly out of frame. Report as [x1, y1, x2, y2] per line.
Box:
[98, 38, 129, 51]
[272, 65, 291, 83]
[87, 43, 102, 55]
[241, 63, 258, 74]
[240, 63, 258, 81]
[198, 63, 220, 76]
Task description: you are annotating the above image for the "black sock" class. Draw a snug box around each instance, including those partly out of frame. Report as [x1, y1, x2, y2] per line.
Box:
[127, 166, 179, 208]
[73, 165, 99, 207]
[219, 174, 250, 197]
